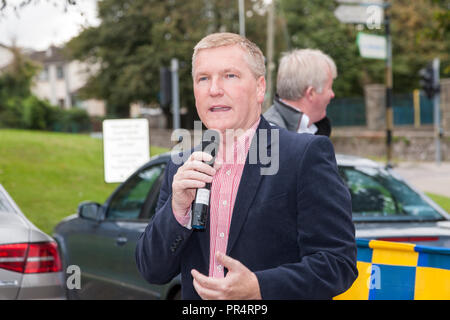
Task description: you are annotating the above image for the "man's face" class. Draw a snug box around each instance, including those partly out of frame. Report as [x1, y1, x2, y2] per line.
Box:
[310, 69, 335, 123]
[193, 45, 266, 133]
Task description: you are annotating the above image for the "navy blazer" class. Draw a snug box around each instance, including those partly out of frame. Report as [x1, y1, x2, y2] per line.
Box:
[136, 116, 357, 299]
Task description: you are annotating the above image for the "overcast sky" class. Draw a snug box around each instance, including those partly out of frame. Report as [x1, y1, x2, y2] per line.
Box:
[0, 0, 100, 51]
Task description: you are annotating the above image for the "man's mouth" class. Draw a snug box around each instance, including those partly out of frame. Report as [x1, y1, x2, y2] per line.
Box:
[209, 106, 231, 112]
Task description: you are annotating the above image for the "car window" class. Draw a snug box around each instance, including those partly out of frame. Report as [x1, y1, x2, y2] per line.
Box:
[0, 189, 17, 214]
[106, 164, 165, 220]
[339, 166, 443, 222]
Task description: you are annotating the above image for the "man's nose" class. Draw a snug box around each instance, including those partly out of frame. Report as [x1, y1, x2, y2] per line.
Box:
[209, 78, 224, 96]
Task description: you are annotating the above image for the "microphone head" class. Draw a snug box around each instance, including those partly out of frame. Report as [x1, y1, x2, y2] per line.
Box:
[202, 129, 220, 161]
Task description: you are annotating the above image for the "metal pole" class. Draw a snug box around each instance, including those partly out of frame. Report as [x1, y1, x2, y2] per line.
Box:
[264, 0, 275, 112]
[413, 89, 420, 128]
[171, 58, 180, 130]
[238, 0, 245, 37]
[385, 7, 393, 167]
[433, 58, 441, 165]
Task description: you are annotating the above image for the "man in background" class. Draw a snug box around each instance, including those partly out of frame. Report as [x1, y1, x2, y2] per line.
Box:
[264, 49, 337, 137]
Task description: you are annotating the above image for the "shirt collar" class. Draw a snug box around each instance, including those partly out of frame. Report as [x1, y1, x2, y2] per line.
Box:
[217, 118, 260, 165]
[297, 114, 318, 134]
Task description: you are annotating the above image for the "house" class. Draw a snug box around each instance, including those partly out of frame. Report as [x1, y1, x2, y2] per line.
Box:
[28, 45, 105, 117]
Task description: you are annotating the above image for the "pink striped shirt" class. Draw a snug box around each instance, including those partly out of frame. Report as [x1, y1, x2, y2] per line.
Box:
[173, 119, 260, 278]
[208, 120, 259, 277]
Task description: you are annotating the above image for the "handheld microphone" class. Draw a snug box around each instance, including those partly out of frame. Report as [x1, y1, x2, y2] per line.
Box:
[191, 130, 220, 230]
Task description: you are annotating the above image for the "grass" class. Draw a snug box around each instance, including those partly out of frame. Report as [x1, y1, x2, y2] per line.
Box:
[0, 129, 168, 235]
[426, 193, 450, 214]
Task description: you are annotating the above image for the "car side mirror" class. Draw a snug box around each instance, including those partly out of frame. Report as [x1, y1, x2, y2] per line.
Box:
[78, 201, 104, 222]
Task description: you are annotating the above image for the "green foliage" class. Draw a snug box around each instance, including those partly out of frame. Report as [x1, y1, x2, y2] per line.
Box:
[66, 0, 267, 121]
[0, 47, 39, 99]
[0, 45, 91, 132]
[0, 97, 24, 128]
[51, 108, 91, 133]
[65, 0, 447, 118]
[21, 96, 54, 130]
[390, 0, 449, 90]
[0, 46, 39, 124]
[0, 93, 91, 133]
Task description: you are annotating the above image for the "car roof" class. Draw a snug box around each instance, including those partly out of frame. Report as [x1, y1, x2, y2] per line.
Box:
[148, 152, 382, 169]
[335, 154, 381, 168]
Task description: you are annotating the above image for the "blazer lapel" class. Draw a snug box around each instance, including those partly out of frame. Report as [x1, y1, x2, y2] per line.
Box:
[226, 117, 274, 255]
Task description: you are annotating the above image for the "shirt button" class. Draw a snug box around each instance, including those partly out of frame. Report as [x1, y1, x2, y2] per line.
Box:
[217, 265, 223, 272]
[219, 232, 225, 238]
[222, 200, 227, 206]
[226, 170, 231, 176]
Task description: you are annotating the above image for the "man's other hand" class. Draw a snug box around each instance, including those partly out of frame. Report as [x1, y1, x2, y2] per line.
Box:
[191, 252, 262, 300]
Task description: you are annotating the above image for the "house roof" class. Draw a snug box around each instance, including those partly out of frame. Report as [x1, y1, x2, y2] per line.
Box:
[28, 45, 67, 64]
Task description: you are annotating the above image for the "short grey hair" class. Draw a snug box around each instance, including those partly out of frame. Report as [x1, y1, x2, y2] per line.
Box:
[276, 49, 337, 100]
[192, 32, 266, 79]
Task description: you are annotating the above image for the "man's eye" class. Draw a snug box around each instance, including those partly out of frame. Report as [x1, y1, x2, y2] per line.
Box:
[198, 76, 208, 82]
[226, 74, 237, 79]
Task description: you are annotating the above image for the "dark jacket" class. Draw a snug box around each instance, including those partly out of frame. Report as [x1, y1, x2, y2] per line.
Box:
[264, 95, 332, 137]
[135, 116, 357, 299]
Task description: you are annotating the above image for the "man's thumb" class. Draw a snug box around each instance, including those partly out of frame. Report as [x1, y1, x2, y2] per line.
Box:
[216, 252, 240, 271]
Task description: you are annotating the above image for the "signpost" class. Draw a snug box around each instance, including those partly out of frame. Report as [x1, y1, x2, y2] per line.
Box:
[103, 118, 150, 183]
[432, 58, 442, 165]
[357, 32, 386, 60]
[334, 0, 384, 28]
[335, 0, 393, 166]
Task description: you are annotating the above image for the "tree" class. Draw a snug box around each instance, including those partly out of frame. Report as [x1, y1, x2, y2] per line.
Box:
[390, 0, 449, 90]
[0, 46, 39, 128]
[0, 0, 76, 13]
[0, 46, 38, 99]
[66, 0, 267, 125]
[0, 46, 50, 129]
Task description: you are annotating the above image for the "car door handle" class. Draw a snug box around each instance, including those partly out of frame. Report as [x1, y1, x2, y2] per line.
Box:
[116, 236, 128, 246]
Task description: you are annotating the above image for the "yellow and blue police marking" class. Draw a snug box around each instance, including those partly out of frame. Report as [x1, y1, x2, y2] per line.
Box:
[334, 239, 450, 300]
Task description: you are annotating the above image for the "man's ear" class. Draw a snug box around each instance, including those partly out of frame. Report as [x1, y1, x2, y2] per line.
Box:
[256, 76, 266, 104]
[304, 86, 315, 102]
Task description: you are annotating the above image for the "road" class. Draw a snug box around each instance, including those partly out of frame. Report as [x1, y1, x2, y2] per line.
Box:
[393, 161, 450, 198]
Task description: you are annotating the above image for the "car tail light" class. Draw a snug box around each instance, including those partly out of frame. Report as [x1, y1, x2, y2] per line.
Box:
[0, 243, 28, 273]
[0, 242, 62, 273]
[378, 236, 439, 242]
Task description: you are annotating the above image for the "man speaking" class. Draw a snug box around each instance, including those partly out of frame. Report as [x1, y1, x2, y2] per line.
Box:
[135, 33, 357, 299]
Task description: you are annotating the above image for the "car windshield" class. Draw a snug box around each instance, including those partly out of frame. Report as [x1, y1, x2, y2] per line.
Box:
[339, 166, 444, 222]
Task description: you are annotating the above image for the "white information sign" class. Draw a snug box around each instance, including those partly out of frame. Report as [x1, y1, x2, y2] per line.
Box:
[103, 118, 150, 183]
[357, 32, 386, 60]
[334, 4, 384, 26]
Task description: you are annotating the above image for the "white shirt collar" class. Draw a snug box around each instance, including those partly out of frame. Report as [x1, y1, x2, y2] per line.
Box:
[297, 114, 318, 134]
